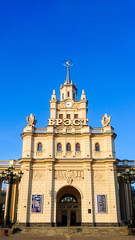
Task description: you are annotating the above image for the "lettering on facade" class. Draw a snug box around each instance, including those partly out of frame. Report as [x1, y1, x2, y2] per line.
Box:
[55, 170, 84, 183]
[48, 118, 88, 126]
[33, 171, 45, 181]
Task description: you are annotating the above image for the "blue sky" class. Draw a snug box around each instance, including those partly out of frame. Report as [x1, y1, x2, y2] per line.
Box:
[0, 0, 135, 161]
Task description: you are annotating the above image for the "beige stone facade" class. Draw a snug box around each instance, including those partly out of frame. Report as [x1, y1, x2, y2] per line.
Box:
[17, 68, 121, 226]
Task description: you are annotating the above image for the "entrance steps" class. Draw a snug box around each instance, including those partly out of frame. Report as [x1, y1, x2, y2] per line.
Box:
[13, 225, 128, 237]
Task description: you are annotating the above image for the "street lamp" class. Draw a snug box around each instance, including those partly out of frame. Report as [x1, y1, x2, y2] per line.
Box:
[0, 167, 23, 227]
[117, 168, 135, 227]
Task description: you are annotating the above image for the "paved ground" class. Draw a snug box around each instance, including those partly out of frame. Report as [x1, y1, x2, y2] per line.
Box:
[0, 235, 135, 240]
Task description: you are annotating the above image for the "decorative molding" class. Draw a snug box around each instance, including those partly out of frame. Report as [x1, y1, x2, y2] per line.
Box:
[55, 170, 84, 184]
[94, 171, 105, 180]
[33, 171, 45, 181]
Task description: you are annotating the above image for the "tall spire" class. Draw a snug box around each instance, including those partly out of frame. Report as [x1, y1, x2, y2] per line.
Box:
[66, 67, 71, 83]
[63, 59, 73, 84]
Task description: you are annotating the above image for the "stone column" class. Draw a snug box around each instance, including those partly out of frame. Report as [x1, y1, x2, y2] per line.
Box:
[4, 184, 9, 220]
[0, 178, 2, 202]
[127, 177, 133, 224]
[0, 179, 2, 221]
[10, 182, 19, 223]
[119, 178, 127, 221]
[124, 182, 130, 222]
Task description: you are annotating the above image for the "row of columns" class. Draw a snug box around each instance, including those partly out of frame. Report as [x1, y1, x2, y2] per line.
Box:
[0, 177, 19, 224]
[118, 177, 133, 223]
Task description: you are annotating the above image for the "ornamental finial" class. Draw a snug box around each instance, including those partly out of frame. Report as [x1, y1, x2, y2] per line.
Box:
[101, 113, 111, 127]
[63, 59, 73, 84]
[26, 113, 37, 126]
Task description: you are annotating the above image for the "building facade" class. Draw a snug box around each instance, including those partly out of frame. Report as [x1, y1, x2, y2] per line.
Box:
[17, 63, 121, 226]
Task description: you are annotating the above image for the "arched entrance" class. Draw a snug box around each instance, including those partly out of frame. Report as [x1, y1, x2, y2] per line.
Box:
[56, 185, 81, 226]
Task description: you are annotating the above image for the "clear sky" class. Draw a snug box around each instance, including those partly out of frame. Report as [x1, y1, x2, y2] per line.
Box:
[0, 0, 135, 161]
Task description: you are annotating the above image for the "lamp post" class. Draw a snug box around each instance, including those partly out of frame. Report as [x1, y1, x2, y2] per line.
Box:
[117, 168, 135, 227]
[0, 167, 23, 227]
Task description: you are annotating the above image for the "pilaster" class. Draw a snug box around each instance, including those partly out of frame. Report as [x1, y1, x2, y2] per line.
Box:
[44, 162, 55, 225]
[82, 161, 93, 224]
[17, 162, 32, 224]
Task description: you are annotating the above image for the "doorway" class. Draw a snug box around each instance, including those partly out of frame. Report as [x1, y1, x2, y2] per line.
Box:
[61, 211, 67, 226]
[56, 186, 81, 226]
[70, 211, 76, 226]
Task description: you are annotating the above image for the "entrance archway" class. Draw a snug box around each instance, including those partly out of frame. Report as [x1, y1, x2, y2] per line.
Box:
[56, 185, 81, 226]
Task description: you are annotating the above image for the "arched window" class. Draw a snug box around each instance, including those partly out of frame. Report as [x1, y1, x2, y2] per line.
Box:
[37, 143, 42, 151]
[95, 143, 100, 151]
[57, 143, 62, 151]
[66, 143, 71, 151]
[76, 143, 80, 151]
[60, 194, 78, 203]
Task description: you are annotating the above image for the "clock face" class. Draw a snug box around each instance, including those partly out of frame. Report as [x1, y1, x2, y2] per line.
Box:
[66, 101, 72, 108]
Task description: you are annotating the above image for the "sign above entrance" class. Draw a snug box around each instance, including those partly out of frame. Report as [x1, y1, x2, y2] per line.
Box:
[48, 118, 88, 126]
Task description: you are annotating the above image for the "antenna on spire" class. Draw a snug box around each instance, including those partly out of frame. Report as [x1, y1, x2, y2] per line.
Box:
[63, 59, 73, 84]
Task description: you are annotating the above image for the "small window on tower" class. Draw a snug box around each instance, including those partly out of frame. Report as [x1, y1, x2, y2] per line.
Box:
[74, 114, 78, 119]
[95, 143, 100, 151]
[76, 143, 80, 151]
[37, 143, 42, 151]
[68, 91, 70, 97]
[66, 114, 70, 119]
[59, 114, 63, 119]
[62, 93, 64, 100]
[66, 143, 71, 151]
[57, 143, 62, 151]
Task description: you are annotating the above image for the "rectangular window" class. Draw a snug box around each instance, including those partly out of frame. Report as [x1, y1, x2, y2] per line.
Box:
[59, 114, 63, 119]
[68, 91, 70, 97]
[67, 114, 70, 119]
[62, 93, 64, 99]
[74, 114, 78, 119]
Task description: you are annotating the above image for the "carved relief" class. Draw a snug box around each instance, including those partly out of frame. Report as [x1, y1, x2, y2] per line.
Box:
[55, 170, 84, 184]
[94, 171, 105, 180]
[67, 177, 73, 184]
[33, 171, 45, 181]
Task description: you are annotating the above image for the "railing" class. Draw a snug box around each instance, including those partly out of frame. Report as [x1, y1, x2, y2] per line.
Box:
[118, 160, 135, 167]
[35, 128, 47, 133]
[0, 160, 20, 167]
[0, 160, 10, 166]
[90, 128, 102, 133]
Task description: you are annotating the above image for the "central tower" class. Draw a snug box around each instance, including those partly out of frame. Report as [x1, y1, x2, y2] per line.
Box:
[49, 60, 88, 121]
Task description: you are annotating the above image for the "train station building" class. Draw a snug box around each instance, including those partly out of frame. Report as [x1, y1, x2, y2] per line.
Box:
[0, 62, 134, 227]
